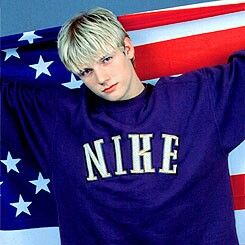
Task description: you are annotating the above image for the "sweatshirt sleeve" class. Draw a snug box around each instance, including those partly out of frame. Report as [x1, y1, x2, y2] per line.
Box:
[203, 50, 245, 155]
[1, 81, 57, 178]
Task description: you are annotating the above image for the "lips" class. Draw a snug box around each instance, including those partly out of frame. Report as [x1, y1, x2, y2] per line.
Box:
[103, 83, 118, 93]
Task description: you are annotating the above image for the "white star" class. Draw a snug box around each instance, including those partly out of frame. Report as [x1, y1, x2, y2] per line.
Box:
[0, 151, 21, 173]
[29, 55, 54, 79]
[29, 172, 50, 194]
[18, 31, 42, 44]
[62, 74, 84, 89]
[10, 195, 32, 217]
[2, 48, 20, 61]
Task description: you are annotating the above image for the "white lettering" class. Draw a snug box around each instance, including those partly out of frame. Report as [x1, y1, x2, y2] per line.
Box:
[83, 139, 111, 181]
[111, 135, 127, 176]
[128, 134, 155, 174]
[159, 134, 179, 174]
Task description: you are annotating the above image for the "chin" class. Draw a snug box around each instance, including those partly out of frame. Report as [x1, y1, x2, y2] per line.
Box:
[103, 95, 122, 102]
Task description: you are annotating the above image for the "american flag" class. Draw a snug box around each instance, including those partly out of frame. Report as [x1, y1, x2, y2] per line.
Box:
[1, 1, 245, 244]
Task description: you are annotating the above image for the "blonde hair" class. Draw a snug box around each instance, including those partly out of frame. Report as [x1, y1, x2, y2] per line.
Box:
[57, 7, 131, 74]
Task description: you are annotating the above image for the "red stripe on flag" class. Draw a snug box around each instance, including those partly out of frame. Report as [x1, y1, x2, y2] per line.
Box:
[135, 27, 245, 80]
[231, 174, 245, 210]
[119, 3, 245, 31]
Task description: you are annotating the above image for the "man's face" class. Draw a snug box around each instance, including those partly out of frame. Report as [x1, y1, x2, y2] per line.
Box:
[77, 38, 143, 101]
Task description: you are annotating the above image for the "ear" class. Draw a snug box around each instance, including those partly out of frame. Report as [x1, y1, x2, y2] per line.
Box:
[123, 37, 135, 59]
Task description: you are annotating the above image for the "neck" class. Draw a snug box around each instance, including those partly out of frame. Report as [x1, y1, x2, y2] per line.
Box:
[131, 72, 145, 98]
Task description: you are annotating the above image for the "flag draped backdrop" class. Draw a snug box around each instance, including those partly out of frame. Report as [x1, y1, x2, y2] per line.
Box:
[1, 1, 245, 244]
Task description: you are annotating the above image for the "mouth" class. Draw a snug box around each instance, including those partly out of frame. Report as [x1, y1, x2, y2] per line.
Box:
[103, 83, 118, 93]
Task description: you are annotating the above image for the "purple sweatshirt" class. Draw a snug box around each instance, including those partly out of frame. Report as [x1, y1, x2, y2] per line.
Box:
[2, 51, 245, 244]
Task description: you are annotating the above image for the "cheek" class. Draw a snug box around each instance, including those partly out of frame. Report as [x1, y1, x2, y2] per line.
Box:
[111, 59, 132, 81]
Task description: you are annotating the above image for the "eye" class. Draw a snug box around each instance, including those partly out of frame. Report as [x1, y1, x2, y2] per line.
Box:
[102, 56, 113, 64]
[79, 68, 93, 77]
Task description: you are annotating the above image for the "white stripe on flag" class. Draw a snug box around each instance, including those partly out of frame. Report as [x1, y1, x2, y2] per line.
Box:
[138, 0, 245, 13]
[229, 140, 245, 176]
[0, 209, 244, 245]
[164, 0, 245, 10]
[129, 11, 245, 46]
[235, 209, 245, 245]
[144, 78, 159, 86]
[0, 227, 61, 245]
[144, 75, 181, 85]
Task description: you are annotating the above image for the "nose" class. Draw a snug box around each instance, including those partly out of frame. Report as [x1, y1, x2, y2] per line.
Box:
[94, 65, 109, 85]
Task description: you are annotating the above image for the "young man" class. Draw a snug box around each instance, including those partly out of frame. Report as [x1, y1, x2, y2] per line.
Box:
[57, 8, 144, 102]
[3, 7, 244, 245]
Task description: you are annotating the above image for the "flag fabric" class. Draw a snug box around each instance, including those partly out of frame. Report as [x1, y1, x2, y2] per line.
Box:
[1, 1, 245, 244]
